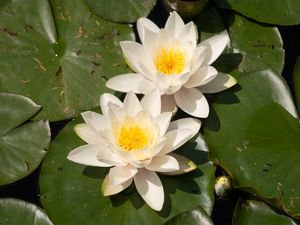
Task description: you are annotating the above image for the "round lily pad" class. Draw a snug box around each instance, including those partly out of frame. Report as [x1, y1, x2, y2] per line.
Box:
[0, 0, 133, 121]
[0, 93, 50, 186]
[0, 198, 53, 225]
[39, 117, 215, 225]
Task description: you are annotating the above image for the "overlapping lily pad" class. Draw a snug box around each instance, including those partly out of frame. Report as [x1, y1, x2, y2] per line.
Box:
[0, 0, 133, 121]
[0, 93, 50, 186]
[39, 116, 215, 225]
[0, 198, 53, 225]
[215, 0, 300, 26]
[233, 199, 297, 225]
[84, 0, 156, 23]
[204, 69, 300, 217]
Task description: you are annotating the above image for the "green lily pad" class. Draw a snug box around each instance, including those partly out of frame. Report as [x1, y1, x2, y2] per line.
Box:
[204, 69, 300, 217]
[165, 206, 214, 225]
[233, 199, 297, 225]
[84, 0, 156, 23]
[0, 0, 133, 121]
[39, 117, 215, 225]
[215, 0, 300, 26]
[228, 14, 284, 75]
[0, 93, 50, 186]
[0, 198, 53, 225]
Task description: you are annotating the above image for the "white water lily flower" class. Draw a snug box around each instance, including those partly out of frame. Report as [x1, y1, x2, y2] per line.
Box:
[106, 11, 237, 118]
[67, 89, 200, 211]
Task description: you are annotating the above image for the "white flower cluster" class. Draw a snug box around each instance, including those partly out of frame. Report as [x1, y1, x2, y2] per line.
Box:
[67, 11, 236, 211]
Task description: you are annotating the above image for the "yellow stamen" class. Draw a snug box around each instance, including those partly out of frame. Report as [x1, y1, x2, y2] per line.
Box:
[118, 126, 148, 151]
[155, 47, 186, 75]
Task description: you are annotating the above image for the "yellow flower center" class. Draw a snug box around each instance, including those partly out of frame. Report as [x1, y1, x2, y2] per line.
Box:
[118, 126, 148, 151]
[155, 47, 186, 75]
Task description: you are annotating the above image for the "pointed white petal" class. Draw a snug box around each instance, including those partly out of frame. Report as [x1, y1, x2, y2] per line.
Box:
[67, 144, 112, 167]
[134, 169, 164, 211]
[81, 111, 109, 132]
[106, 73, 155, 94]
[184, 66, 218, 88]
[174, 87, 209, 118]
[190, 45, 208, 74]
[109, 164, 138, 185]
[165, 11, 185, 37]
[120, 41, 155, 76]
[168, 118, 201, 137]
[137, 17, 159, 44]
[154, 112, 172, 136]
[141, 88, 161, 118]
[178, 21, 197, 47]
[123, 92, 143, 116]
[100, 93, 123, 117]
[96, 147, 126, 167]
[146, 155, 179, 172]
[158, 128, 196, 156]
[160, 153, 197, 175]
[198, 31, 229, 65]
[161, 94, 177, 114]
[74, 124, 105, 145]
[198, 73, 237, 93]
[143, 27, 159, 52]
[102, 174, 133, 196]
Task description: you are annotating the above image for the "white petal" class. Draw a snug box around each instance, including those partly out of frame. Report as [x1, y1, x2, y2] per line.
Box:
[100, 93, 123, 117]
[102, 174, 133, 196]
[134, 169, 164, 211]
[141, 88, 161, 118]
[81, 111, 109, 132]
[198, 73, 237, 93]
[96, 147, 126, 167]
[174, 87, 209, 118]
[184, 66, 218, 88]
[161, 94, 177, 114]
[106, 73, 154, 94]
[198, 31, 229, 65]
[153, 112, 172, 136]
[160, 153, 197, 175]
[123, 92, 143, 116]
[137, 17, 159, 45]
[190, 46, 208, 74]
[74, 124, 105, 145]
[142, 27, 159, 52]
[178, 21, 197, 47]
[67, 144, 112, 167]
[165, 11, 185, 37]
[120, 41, 155, 77]
[158, 128, 196, 156]
[146, 155, 179, 172]
[109, 164, 138, 185]
[168, 118, 201, 136]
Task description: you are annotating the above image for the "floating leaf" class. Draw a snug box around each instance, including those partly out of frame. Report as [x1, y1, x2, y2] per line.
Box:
[39, 117, 215, 225]
[204, 69, 300, 218]
[0, 198, 53, 225]
[165, 206, 214, 225]
[215, 0, 300, 26]
[233, 199, 297, 225]
[0, 0, 133, 121]
[228, 14, 284, 75]
[0, 93, 50, 186]
[84, 0, 156, 23]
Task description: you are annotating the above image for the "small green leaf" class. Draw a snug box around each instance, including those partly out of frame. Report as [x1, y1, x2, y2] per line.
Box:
[215, 0, 300, 26]
[84, 0, 156, 23]
[233, 199, 297, 225]
[0, 198, 53, 225]
[0, 93, 50, 186]
[39, 117, 215, 225]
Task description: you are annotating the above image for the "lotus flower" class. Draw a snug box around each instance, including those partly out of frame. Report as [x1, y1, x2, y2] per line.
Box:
[106, 11, 237, 118]
[67, 89, 200, 211]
